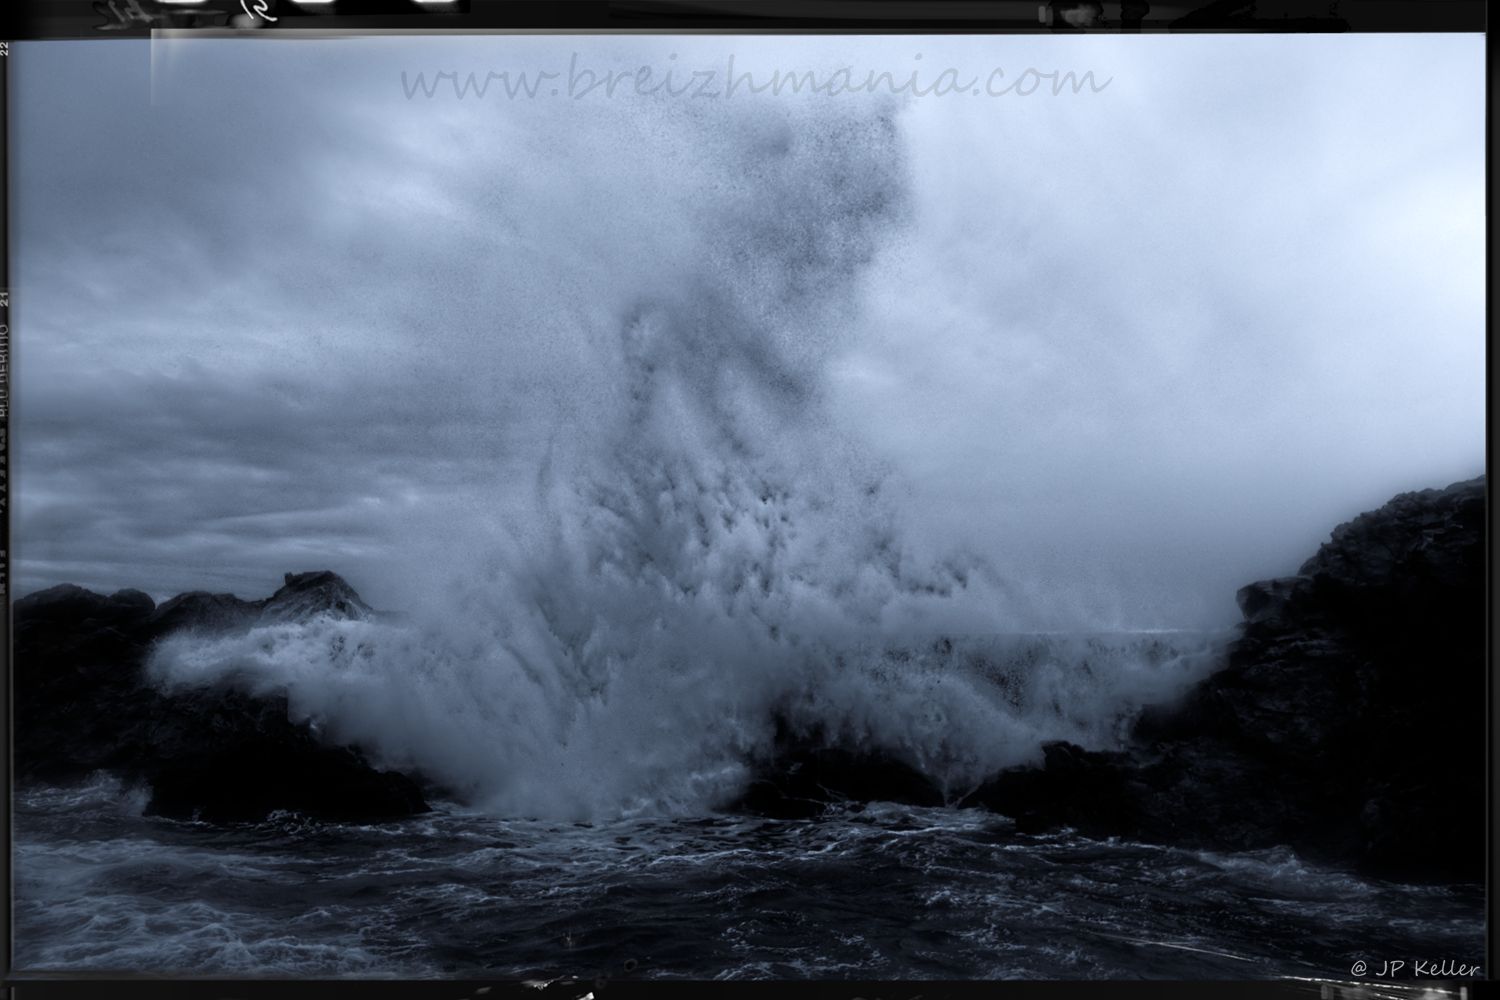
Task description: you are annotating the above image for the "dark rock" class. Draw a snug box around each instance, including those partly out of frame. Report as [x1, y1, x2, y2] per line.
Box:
[150, 591, 263, 635]
[728, 719, 946, 818]
[13, 571, 428, 823]
[259, 570, 373, 625]
[734, 779, 829, 820]
[147, 748, 427, 824]
[16, 584, 155, 627]
[141, 689, 427, 823]
[1234, 576, 1307, 624]
[968, 476, 1485, 883]
[110, 589, 157, 613]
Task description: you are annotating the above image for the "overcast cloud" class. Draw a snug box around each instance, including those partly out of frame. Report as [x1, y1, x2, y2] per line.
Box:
[11, 34, 1484, 627]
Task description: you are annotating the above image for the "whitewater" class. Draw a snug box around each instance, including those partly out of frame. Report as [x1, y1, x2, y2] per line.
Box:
[119, 93, 1232, 822]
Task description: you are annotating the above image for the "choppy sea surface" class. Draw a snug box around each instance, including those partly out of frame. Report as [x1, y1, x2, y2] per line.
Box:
[12, 776, 1484, 980]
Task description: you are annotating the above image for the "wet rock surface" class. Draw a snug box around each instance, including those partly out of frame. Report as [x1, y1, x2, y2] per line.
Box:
[13, 572, 428, 823]
[732, 719, 947, 820]
[730, 477, 1483, 883]
[967, 476, 1485, 883]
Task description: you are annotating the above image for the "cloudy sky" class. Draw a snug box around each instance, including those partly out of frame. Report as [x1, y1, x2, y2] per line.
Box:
[12, 34, 1484, 628]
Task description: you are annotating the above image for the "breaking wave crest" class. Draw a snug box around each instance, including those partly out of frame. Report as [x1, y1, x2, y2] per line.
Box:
[147, 95, 1223, 820]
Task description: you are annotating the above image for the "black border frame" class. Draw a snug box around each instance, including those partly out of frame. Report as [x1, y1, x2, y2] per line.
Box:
[1, 1, 1491, 39]
[0, 4, 1490, 998]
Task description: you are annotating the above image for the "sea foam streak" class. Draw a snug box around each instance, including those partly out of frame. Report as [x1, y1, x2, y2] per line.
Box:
[147, 95, 1220, 820]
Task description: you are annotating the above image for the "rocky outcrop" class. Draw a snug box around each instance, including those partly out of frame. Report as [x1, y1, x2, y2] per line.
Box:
[126, 570, 376, 636]
[15, 584, 157, 626]
[964, 476, 1485, 883]
[141, 688, 427, 823]
[13, 571, 428, 823]
[732, 719, 946, 819]
[149, 591, 262, 635]
[723, 478, 1483, 882]
[259, 570, 374, 625]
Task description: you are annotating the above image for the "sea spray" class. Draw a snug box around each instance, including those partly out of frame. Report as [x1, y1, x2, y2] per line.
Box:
[146, 616, 1223, 820]
[147, 92, 1223, 819]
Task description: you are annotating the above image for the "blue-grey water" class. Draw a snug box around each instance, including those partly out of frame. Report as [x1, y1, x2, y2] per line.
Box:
[12, 775, 1484, 980]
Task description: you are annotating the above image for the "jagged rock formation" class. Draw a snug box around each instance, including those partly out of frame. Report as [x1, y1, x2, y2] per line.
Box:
[16, 476, 1484, 880]
[13, 571, 427, 823]
[259, 570, 374, 625]
[727, 476, 1483, 883]
[123, 570, 376, 637]
[732, 719, 946, 819]
[963, 476, 1485, 883]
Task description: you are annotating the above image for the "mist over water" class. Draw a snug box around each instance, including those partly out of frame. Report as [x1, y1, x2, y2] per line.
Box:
[146, 94, 1224, 820]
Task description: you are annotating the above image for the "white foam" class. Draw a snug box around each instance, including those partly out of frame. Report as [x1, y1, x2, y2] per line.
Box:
[143, 94, 1224, 822]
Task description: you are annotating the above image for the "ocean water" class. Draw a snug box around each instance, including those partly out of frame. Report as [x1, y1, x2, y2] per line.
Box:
[12, 774, 1484, 980]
